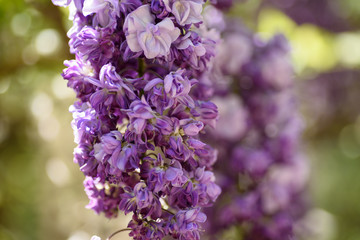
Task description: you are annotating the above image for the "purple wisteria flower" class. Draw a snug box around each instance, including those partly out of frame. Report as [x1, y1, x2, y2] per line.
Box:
[124, 4, 180, 59]
[163, 0, 203, 26]
[82, 0, 120, 28]
[53, 0, 222, 239]
[198, 5, 310, 240]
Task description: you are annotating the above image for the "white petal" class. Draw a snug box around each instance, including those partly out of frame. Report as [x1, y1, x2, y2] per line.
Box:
[83, 0, 107, 16]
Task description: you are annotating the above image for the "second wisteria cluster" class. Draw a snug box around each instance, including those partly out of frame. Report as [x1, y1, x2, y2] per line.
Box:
[52, 0, 310, 239]
[200, 5, 310, 239]
[53, 0, 221, 239]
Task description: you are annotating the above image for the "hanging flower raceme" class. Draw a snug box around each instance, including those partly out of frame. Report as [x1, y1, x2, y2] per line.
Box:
[53, 0, 221, 239]
[198, 6, 310, 240]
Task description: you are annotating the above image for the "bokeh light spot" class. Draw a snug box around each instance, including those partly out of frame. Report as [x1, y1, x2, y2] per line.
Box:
[258, 8, 296, 39]
[0, 78, 11, 94]
[299, 209, 336, 240]
[38, 115, 60, 141]
[46, 158, 70, 187]
[22, 44, 39, 65]
[67, 231, 91, 240]
[35, 29, 60, 56]
[335, 32, 360, 67]
[338, 124, 360, 159]
[11, 12, 32, 36]
[52, 75, 75, 100]
[31, 92, 53, 120]
[291, 25, 336, 72]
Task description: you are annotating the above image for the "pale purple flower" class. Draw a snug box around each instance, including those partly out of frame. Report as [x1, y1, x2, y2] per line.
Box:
[124, 4, 180, 59]
[144, 70, 197, 109]
[84, 176, 122, 218]
[166, 136, 192, 161]
[173, 208, 207, 240]
[89, 89, 116, 114]
[82, 0, 120, 28]
[154, 117, 176, 135]
[164, 70, 195, 107]
[94, 130, 122, 164]
[216, 33, 253, 75]
[150, 0, 169, 18]
[196, 170, 221, 202]
[195, 144, 218, 168]
[127, 97, 154, 134]
[116, 144, 139, 171]
[94, 63, 136, 103]
[181, 120, 204, 136]
[232, 148, 272, 179]
[133, 182, 154, 209]
[164, 70, 192, 97]
[165, 163, 187, 187]
[212, 95, 248, 140]
[170, 31, 210, 70]
[147, 168, 166, 193]
[164, 0, 203, 26]
[119, 183, 162, 219]
[259, 48, 293, 90]
[168, 182, 199, 208]
[51, 0, 71, 7]
[176, 32, 206, 57]
[202, 5, 226, 31]
[63, 57, 96, 101]
[67, 13, 90, 54]
[72, 26, 115, 67]
[193, 101, 218, 128]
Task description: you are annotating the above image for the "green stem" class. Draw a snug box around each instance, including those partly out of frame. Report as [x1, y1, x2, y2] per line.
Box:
[138, 58, 145, 77]
[162, 208, 175, 215]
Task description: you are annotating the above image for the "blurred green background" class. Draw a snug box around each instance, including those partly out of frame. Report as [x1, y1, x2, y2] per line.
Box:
[1, 0, 360, 239]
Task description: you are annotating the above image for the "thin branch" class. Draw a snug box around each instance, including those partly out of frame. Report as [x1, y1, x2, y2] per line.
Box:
[162, 208, 175, 215]
[106, 228, 132, 240]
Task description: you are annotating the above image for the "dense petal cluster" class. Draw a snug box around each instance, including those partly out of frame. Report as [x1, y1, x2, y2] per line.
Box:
[200, 6, 310, 240]
[53, 0, 221, 239]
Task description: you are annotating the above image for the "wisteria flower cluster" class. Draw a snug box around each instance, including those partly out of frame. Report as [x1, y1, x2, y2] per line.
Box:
[52, 0, 221, 239]
[199, 6, 310, 240]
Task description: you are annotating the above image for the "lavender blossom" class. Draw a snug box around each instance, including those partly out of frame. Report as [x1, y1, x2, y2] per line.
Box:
[82, 0, 120, 28]
[163, 0, 203, 26]
[53, 0, 222, 239]
[200, 6, 310, 240]
[124, 4, 180, 59]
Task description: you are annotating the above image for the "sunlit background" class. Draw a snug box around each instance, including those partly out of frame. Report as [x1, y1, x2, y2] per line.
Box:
[1, 0, 360, 239]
